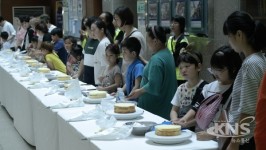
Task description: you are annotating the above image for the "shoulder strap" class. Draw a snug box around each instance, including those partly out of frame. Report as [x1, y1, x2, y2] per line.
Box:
[191, 81, 208, 104]
[222, 85, 233, 101]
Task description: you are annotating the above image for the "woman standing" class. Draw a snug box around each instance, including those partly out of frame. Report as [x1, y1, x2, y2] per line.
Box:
[223, 11, 266, 150]
[127, 26, 177, 120]
[90, 19, 111, 85]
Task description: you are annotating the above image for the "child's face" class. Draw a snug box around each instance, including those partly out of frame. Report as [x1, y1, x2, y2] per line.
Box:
[64, 39, 73, 52]
[170, 21, 181, 35]
[40, 48, 49, 56]
[122, 47, 135, 61]
[51, 34, 59, 42]
[179, 62, 200, 80]
[210, 67, 231, 84]
[105, 49, 117, 65]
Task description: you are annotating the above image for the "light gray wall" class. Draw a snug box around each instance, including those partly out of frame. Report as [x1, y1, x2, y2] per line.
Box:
[201, 0, 240, 82]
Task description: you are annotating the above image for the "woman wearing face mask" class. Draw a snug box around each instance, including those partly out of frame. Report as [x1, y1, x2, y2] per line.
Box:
[127, 26, 177, 120]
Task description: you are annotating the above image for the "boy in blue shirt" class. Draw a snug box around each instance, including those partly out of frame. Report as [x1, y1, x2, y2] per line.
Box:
[121, 37, 144, 102]
[50, 28, 68, 64]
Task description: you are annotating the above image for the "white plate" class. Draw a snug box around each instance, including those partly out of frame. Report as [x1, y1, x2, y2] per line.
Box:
[145, 130, 192, 144]
[106, 108, 144, 120]
[83, 95, 115, 104]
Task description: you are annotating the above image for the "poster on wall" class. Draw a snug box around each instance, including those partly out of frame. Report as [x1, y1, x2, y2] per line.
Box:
[160, 0, 170, 26]
[56, 1, 63, 28]
[77, 0, 83, 19]
[148, 0, 158, 26]
[190, 0, 202, 28]
[173, 0, 185, 17]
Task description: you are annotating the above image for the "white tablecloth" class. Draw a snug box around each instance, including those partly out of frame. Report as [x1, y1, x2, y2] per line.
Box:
[0, 54, 219, 150]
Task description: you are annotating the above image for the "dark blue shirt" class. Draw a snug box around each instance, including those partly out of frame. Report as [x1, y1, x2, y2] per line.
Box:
[54, 39, 67, 64]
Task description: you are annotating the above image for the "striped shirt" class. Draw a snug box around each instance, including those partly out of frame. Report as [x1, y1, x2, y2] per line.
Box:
[229, 52, 266, 142]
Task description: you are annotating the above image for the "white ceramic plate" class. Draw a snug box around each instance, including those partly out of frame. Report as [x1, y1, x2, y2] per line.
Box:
[83, 95, 115, 104]
[106, 108, 144, 120]
[145, 130, 192, 144]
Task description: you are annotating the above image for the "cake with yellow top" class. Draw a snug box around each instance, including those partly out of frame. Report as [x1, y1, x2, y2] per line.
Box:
[38, 67, 50, 73]
[114, 103, 136, 113]
[155, 125, 181, 136]
[56, 74, 71, 81]
[25, 59, 38, 67]
[21, 56, 31, 60]
[88, 90, 107, 99]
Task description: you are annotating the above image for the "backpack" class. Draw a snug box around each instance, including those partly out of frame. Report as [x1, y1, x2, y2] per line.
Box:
[195, 85, 232, 130]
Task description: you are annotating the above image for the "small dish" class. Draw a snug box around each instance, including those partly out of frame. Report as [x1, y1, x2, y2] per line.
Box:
[125, 121, 157, 136]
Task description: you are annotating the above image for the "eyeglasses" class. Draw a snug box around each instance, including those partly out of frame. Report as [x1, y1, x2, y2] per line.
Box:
[208, 67, 227, 75]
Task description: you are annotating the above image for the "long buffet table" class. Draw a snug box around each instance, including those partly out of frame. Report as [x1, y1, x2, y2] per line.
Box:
[0, 53, 218, 150]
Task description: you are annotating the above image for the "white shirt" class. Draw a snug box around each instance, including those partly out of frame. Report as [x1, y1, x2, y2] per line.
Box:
[1, 21, 16, 47]
[94, 37, 110, 85]
[48, 24, 57, 33]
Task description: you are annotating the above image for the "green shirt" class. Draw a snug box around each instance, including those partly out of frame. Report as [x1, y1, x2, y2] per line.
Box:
[138, 48, 177, 120]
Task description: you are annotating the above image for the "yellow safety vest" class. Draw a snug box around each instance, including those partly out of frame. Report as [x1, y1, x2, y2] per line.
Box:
[167, 35, 189, 80]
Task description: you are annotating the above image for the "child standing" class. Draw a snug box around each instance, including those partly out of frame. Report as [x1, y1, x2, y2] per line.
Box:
[170, 50, 207, 130]
[97, 44, 122, 93]
[121, 37, 144, 102]
[40, 42, 66, 73]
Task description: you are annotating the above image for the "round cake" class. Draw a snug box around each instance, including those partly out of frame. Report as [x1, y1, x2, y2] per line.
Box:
[21, 56, 31, 60]
[114, 103, 136, 113]
[38, 67, 50, 73]
[56, 75, 71, 81]
[88, 90, 107, 99]
[25, 59, 38, 67]
[155, 125, 181, 136]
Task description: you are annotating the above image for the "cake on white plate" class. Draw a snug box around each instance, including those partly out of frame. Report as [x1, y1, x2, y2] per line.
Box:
[38, 67, 51, 73]
[114, 103, 136, 113]
[56, 74, 71, 81]
[88, 90, 107, 99]
[155, 125, 181, 136]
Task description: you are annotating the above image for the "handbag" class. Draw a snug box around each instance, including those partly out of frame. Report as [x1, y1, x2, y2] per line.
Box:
[195, 86, 233, 130]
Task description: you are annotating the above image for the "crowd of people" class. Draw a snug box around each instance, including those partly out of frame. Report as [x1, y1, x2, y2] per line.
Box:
[0, 6, 266, 150]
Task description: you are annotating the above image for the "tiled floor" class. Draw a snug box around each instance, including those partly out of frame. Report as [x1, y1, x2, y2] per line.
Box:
[0, 105, 35, 150]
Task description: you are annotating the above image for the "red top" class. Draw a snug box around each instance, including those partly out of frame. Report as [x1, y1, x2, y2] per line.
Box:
[255, 72, 266, 150]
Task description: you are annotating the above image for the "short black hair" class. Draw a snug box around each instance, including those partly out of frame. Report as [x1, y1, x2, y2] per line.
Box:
[40, 14, 51, 24]
[70, 44, 84, 61]
[0, 16, 4, 22]
[50, 28, 63, 38]
[211, 45, 242, 80]
[85, 16, 99, 29]
[31, 35, 38, 42]
[171, 15, 186, 33]
[19, 15, 30, 23]
[35, 22, 48, 33]
[146, 26, 167, 43]
[114, 6, 134, 26]
[121, 37, 141, 56]
[0, 31, 8, 40]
